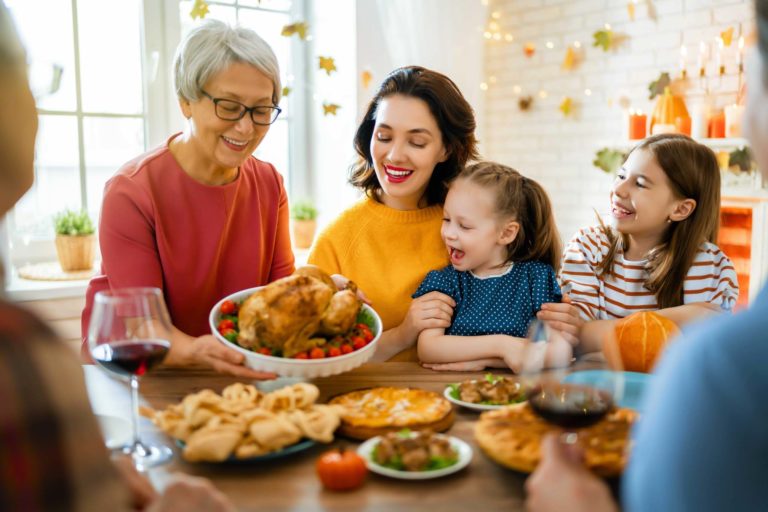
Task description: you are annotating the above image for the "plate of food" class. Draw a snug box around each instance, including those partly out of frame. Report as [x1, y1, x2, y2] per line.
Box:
[474, 403, 638, 477]
[141, 381, 344, 463]
[175, 438, 316, 464]
[329, 387, 455, 440]
[209, 266, 382, 378]
[357, 430, 472, 480]
[444, 374, 529, 411]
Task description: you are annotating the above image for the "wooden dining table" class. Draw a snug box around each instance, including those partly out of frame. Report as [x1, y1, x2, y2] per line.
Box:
[84, 361, 599, 512]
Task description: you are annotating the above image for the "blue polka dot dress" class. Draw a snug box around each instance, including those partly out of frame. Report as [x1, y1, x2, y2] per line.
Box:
[412, 261, 562, 337]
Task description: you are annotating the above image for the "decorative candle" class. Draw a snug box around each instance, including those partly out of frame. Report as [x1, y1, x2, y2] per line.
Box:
[738, 35, 745, 72]
[675, 116, 692, 136]
[679, 44, 687, 79]
[725, 104, 745, 138]
[698, 41, 707, 77]
[709, 110, 726, 138]
[690, 96, 712, 139]
[716, 36, 725, 76]
[628, 110, 647, 140]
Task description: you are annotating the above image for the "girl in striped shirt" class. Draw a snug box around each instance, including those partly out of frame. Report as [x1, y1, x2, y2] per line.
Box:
[538, 134, 738, 352]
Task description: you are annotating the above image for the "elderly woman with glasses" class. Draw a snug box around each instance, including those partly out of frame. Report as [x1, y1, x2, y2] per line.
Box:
[82, 20, 291, 379]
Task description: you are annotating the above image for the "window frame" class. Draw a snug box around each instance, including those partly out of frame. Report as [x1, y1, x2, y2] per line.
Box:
[5, 0, 308, 269]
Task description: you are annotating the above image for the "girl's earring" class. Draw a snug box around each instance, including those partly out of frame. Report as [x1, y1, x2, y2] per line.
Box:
[666, 217, 673, 223]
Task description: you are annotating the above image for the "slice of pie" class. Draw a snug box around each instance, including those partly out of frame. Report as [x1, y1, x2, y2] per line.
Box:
[474, 404, 637, 477]
[329, 387, 455, 440]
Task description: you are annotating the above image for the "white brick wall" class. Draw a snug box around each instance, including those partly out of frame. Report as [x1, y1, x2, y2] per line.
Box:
[483, 0, 754, 242]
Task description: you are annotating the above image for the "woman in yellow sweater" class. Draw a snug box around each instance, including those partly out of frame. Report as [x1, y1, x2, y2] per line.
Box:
[309, 66, 479, 361]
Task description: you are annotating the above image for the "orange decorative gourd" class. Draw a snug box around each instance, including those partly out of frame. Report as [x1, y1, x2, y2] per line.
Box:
[650, 87, 690, 134]
[611, 311, 680, 373]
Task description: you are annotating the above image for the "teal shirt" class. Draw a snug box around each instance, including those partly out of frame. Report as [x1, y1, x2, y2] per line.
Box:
[412, 261, 562, 337]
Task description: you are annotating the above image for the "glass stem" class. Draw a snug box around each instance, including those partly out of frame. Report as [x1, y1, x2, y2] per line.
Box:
[130, 375, 141, 449]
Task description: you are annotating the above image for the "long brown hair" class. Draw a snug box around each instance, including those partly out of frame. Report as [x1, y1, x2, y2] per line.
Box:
[597, 133, 721, 308]
[457, 162, 562, 271]
[349, 66, 479, 206]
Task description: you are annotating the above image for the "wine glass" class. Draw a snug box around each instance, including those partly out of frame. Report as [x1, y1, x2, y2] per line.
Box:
[88, 287, 173, 470]
[520, 319, 624, 443]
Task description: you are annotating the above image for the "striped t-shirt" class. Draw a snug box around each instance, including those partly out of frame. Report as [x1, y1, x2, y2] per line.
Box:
[559, 226, 739, 320]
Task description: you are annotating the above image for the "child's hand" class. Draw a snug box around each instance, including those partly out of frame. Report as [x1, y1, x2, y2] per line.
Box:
[537, 294, 584, 345]
[421, 358, 505, 372]
[402, 291, 455, 340]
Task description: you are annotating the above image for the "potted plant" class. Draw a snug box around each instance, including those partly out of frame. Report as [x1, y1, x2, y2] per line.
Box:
[290, 200, 318, 250]
[53, 209, 95, 271]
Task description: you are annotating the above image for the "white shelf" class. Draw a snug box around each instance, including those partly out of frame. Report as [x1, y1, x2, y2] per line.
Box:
[603, 137, 749, 151]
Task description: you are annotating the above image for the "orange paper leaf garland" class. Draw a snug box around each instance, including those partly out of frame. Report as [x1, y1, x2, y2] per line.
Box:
[361, 70, 373, 89]
[322, 103, 340, 116]
[190, 0, 209, 20]
[281, 22, 309, 40]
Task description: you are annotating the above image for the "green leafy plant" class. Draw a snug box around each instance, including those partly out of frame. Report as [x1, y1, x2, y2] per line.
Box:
[53, 209, 95, 236]
[729, 147, 755, 172]
[593, 148, 627, 174]
[290, 200, 318, 221]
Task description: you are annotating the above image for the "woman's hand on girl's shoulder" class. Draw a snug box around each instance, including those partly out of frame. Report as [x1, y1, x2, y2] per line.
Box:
[536, 294, 583, 345]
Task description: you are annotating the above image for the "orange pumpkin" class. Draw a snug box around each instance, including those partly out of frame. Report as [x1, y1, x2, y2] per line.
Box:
[609, 311, 680, 373]
[650, 86, 690, 134]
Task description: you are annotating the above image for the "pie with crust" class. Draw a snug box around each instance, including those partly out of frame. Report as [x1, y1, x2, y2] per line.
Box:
[474, 404, 637, 477]
[329, 387, 454, 440]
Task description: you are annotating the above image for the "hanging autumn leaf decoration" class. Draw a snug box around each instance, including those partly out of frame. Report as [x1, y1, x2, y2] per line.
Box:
[190, 0, 209, 20]
[594, 148, 627, 174]
[647, 72, 671, 99]
[361, 70, 373, 89]
[322, 103, 340, 116]
[281, 86, 292, 98]
[593, 29, 613, 52]
[518, 95, 533, 111]
[523, 42, 536, 58]
[281, 22, 309, 40]
[562, 47, 578, 70]
[559, 97, 574, 116]
[627, 1, 636, 20]
[318, 56, 337, 76]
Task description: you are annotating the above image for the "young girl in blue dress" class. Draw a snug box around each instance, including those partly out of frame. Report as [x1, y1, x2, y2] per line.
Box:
[415, 161, 570, 372]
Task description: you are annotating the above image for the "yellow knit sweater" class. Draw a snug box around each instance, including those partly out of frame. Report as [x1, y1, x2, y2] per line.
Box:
[308, 197, 449, 361]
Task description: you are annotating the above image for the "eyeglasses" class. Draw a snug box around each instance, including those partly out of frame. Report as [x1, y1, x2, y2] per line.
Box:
[200, 90, 282, 125]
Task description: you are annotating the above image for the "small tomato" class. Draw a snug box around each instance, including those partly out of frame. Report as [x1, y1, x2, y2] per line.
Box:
[316, 449, 367, 491]
[218, 319, 235, 332]
[220, 300, 236, 315]
[340, 344, 354, 355]
[258, 347, 272, 356]
[293, 351, 309, 360]
[309, 347, 326, 359]
[327, 346, 342, 358]
[351, 337, 366, 350]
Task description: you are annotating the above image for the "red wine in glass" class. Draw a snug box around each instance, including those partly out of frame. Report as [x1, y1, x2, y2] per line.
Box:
[92, 339, 170, 378]
[528, 383, 613, 429]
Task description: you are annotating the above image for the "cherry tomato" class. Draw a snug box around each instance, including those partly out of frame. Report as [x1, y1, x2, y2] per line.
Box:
[316, 449, 367, 491]
[340, 344, 354, 355]
[327, 346, 342, 358]
[355, 323, 369, 331]
[309, 347, 326, 359]
[293, 351, 309, 359]
[220, 300, 237, 315]
[220, 329, 237, 343]
[258, 347, 272, 356]
[362, 330, 374, 342]
[218, 319, 235, 332]
[351, 337, 366, 350]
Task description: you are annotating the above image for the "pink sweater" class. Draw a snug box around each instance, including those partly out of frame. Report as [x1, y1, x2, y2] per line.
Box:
[81, 135, 294, 348]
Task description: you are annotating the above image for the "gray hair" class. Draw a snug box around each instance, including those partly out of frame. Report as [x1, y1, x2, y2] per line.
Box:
[173, 19, 281, 104]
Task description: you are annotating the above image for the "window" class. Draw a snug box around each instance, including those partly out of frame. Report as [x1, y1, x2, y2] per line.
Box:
[5, 0, 304, 267]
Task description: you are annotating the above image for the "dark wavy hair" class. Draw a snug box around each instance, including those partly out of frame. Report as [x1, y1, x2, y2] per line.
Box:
[349, 66, 479, 206]
[759, 0, 768, 82]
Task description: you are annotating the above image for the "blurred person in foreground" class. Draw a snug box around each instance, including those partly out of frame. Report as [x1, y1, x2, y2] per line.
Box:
[525, 2, 768, 511]
[0, 3, 233, 510]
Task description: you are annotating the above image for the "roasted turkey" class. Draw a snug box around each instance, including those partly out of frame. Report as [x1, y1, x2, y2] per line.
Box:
[237, 266, 361, 357]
